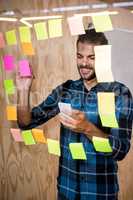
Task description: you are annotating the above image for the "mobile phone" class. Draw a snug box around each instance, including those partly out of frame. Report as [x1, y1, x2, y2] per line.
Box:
[58, 102, 72, 114]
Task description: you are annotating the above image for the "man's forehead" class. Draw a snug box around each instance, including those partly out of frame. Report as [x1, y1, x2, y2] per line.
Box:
[77, 42, 95, 53]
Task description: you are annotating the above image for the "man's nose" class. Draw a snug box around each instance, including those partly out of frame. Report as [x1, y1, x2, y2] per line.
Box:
[82, 58, 88, 66]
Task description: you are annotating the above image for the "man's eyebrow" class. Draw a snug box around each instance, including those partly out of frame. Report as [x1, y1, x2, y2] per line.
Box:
[77, 52, 82, 56]
[77, 52, 95, 57]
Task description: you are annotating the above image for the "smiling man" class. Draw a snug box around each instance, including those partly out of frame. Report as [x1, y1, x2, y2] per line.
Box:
[17, 26, 133, 200]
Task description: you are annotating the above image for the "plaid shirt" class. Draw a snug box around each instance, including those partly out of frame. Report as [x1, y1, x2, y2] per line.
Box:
[18, 79, 133, 200]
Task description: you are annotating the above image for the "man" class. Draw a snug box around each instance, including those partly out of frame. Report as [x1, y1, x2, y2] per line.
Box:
[17, 27, 133, 200]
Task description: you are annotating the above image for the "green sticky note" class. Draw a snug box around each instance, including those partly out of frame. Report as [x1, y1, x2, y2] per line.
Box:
[6, 30, 17, 45]
[4, 79, 15, 94]
[48, 19, 63, 38]
[47, 139, 61, 156]
[92, 14, 113, 32]
[19, 26, 31, 42]
[22, 130, 36, 145]
[92, 136, 112, 152]
[34, 22, 48, 40]
[69, 143, 87, 160]
[98, 92, 118, 128]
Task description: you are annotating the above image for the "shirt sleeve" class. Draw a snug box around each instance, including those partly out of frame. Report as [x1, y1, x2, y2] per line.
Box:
[18, 83, 63, 130]
[108, 85, 133, 161]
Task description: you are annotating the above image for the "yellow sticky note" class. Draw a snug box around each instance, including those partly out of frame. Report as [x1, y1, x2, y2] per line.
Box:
[98, 92, 118, 128]
[5, 30, 17, 45]
[100, 114, 118, 128]
[22, 130, 36, 145]
[47, 139, 61, 156]
[92, 136, 112, 152]
[32, 129, 47, 143]
[94, 45, 114, 82]
[19, 26, 31, 42]
[69, 143, 87, 160]
[34, 22, 48, 40]
[48, 19, 63, 38]
[6, 105, 17, 121]
[21, 42, 35, 55]
[92, 14, 113, 32]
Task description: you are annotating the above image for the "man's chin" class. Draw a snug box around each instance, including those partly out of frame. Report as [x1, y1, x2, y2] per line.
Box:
[81, 74, 96, 81]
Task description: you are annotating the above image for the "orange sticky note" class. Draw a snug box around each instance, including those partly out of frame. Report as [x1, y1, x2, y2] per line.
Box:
[6, 105, 17, 121]
[32, 129, 47, 143]
[21, 42, 35, 55]
[0, 32, 5, 48]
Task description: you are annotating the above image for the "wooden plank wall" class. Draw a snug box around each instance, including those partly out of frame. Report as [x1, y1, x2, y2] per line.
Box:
[0, 1, 133, 200]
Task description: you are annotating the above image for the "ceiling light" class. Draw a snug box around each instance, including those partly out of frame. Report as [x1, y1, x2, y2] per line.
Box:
[52, 5, 90, 12]
[21, 15, 63, 21]
[91, 3, 108, 9]
[20, 19, 33, 27]
[74, 11, 118, 17]
[0, 17, 17, 21]
[113, 1, 133, 7]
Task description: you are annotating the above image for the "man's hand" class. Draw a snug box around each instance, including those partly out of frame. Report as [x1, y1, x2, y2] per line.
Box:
[58, 109, 108, 139]
[16, 64, 34, 91]
[59, 109, 90, 133]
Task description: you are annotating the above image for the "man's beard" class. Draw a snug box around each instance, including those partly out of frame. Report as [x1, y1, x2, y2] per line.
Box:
[77, 65, 96, 81]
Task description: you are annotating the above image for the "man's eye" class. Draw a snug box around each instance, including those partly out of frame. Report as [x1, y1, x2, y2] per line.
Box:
[90, 57, 95, 60]
[77, 55, 82, 59]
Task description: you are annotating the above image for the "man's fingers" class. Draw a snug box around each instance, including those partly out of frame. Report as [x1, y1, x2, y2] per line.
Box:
[71, 109, 85, 119]
[59, 113, 77, 126]
[59, 117, 76, 130]
[72, 109, 80, 114]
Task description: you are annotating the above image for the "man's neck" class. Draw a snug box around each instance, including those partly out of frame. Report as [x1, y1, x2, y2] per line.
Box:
[83, 78, 98, 91]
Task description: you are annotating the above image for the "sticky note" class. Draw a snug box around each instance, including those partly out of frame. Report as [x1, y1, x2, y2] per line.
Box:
[92, 136, 112, 152]
[67, 16, 85, 35]
[19, 60, 31, 77]
[6, 105, 17, 121]
[48, 19, 63, 38]
[0, 32, 5, 48]
[32, 129, 46, 143]
[5, 30, 17, 45]
[34, 22, 48, 40]
[47, 139, 61, 156]
[98, 92, 118, 128]
[3, 55, 15, 71]
[22, 130, 36, 145]
[69, 143, 87, 160]
[92, 14, 113, 32]
[4, 79, 15, 94]
[19, 26, 31, 42]
[10, 128, 23, 142]
[21, 42, 35, 55]
[94, 45, 114, 82]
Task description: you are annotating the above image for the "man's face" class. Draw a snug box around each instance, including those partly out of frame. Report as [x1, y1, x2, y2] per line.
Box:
[77, 42, 96, 81]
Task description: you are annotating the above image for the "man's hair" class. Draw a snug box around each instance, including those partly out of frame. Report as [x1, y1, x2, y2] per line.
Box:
[77, 27, 108, 46]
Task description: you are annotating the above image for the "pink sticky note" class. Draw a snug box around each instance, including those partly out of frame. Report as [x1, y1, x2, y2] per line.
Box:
[10, 128, 23, 142]
[0, 32, 5, 48]
[3, 55, 15, 71]
[19, 60, 31, 77]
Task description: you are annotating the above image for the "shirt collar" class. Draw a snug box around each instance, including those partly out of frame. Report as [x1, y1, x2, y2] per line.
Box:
[75, 78, 113, 92]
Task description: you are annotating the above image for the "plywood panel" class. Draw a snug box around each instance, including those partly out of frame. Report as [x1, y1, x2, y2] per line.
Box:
[0, 1, 133, 200]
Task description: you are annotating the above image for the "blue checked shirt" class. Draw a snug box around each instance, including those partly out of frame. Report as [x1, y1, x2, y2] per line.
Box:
[18, 79, 133, 200]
